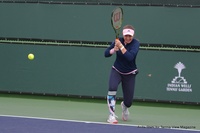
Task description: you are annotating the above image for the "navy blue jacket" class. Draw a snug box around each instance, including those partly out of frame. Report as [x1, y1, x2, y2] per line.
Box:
[104, 37, 140, 73]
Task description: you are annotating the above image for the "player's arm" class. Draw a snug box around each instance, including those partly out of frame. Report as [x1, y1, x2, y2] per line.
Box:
[124, 43, 139, 61]
[119, 44, 126, 54]
[104, 41, 119, 57]
[116, 39, 140, 61]
[115, 39, 126, 54]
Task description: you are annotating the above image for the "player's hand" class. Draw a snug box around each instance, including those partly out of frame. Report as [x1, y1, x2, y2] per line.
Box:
[115, 39, 122, 48]
[113, 45, 119, 51]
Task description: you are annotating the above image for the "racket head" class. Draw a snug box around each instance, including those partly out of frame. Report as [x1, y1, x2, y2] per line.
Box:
[111, 7, 123, 38]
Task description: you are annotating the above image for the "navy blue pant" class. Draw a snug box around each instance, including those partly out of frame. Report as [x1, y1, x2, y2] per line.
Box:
[108, 68, 137, 108]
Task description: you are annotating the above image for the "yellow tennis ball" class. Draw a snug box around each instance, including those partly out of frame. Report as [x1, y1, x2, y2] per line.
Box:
[28, 53, 34, 60]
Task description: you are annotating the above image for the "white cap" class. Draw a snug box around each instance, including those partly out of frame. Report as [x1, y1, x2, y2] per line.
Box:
[123, 29, 134, 36]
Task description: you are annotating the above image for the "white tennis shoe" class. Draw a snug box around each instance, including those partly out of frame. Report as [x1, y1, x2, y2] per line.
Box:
[107, 114, 118, 124]
[121, 101, 129, 121]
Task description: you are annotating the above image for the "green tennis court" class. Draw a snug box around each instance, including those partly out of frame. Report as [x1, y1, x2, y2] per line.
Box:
[0, 94, 199, 131]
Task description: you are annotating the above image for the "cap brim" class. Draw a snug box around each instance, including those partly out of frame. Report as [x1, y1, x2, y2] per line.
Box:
[123, 33, 134, 36]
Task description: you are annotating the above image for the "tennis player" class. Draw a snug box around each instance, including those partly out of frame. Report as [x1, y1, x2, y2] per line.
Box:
[104, 25, 140, 124]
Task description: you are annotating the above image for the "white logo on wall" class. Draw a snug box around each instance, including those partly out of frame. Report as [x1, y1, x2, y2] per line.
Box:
[166, 62, 192, 92]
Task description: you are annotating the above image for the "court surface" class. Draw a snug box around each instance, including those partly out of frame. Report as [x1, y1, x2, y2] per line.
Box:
[0, 94, 200, 132]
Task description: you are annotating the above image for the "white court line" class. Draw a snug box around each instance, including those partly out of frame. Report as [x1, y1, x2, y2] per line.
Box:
[0, 114, 199, 132]
[0, 114, 136, 127]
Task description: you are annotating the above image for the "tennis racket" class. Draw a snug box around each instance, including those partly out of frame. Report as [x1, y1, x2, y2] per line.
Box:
[111, 7, 123, 39]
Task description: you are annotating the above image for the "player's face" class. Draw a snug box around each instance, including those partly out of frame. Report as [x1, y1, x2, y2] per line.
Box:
[123, 35, 133, 44]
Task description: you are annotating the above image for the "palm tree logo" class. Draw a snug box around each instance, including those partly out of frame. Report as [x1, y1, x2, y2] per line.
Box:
[175, 62, 185, 77]
[172, 62, 187, 83]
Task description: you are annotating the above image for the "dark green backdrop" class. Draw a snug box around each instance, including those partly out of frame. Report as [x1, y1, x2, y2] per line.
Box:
[0, 3, 200, 103]
[0, 3, 200, 46]
[0, 43, 199, 103]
